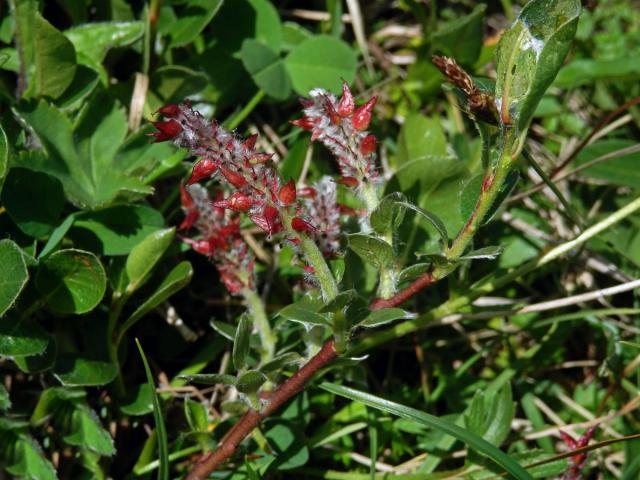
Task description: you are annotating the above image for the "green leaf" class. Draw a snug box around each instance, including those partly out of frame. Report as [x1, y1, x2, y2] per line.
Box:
[233, 313, 252, 370]
[370, 192, 407, 237]
[184, 399, 209, 432]
[348, 234, 394, 269]
[167, 0, 224, 48]
[494, 0, 580, 132]
[26, 12, 77, 99]
[38, 213, 76, 259]
[135, 339, 169, 480]
[320, 289, 359, 314]
[574, 140, 640, 188]
[71, 205, 165, 256]
[554, 57, 640, 89]
[0, 316, 49, 357]
[0, 384, 10, 410]
[148, 65, 209, 106]
[54, 355, 117, 386]
[65, 21, 144, 66]
[119, 261, 193, 336]
[285, 34, 357, 96]
[0, 122, 7, 194]
[431, 4, 486, 66]
[357, 308, 415, 329]
[1, 168, 64, 238]
[125, 228, 175, 294]
[278, 298, 331, 327]
[3, 434, 57, 480]
[260, 352, 302, 374]
[465, 383, 515, 452]
[264, 418, 310, 470]
[240, 39, 291, 100]
[0, 239, 29, 316]
[394, 113, 448, 168]
[178, 373, 237, 385]
[459, 246, 504, 261]
[13, 337, 57, 373]
[120, 384, 154, 416]
[236, 370, 267, 394]
[397, 201, 449, 245]
[36, 249, 106, 314]
[321, 383, 533, 480]
[460, 170, 519, 225]
[64, 405, 115, 456]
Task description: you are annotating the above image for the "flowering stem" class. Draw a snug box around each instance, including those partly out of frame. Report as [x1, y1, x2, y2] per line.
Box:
[299, 236, 339, 302]
[360, 181, 380, 213]
[242, 287, 276, 362]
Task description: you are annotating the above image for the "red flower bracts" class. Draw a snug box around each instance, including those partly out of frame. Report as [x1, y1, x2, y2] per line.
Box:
[292, 82, 379, 188]
[179, 184, 255, 295]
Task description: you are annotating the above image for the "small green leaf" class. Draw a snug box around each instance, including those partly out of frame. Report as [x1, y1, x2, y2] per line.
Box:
[278, 298, 331, 327]
[0, 239, 29, 316]
[494, 0, 581, 132]
[119, 261, 193, 336]
[285, 34, 357, 96]
[125, 227, 175, 294]
[320, 289, 359, 314]
[120, 384, 154, 416]
[36, 249, 106, 314]
[357, 308, 415, 329]
[13, 337, 57, 373]
[184, 399, 209, 432]
[370, 192, 407, 237]
[236, 370, 267, 394]
[178, 374, 237, 385]
[64, 405, 115, 456]
[348, 234, 394, 269]
[210, 320, 237, 341]
[1, 168, 64, 238]
[233, 313, 252, 370]
[38, 213, 76, 259]
[241, 39, 291, 100]
[54, 355, 117, 386]
[166, 0, 224, 48]
[0, 316, 49, 356]
[136, 339, 169, 480]
[3, 434, 57, 480]
[397, 201, 449, 245]
[260, 352, 302, 374]
[459, 246, 504, 261]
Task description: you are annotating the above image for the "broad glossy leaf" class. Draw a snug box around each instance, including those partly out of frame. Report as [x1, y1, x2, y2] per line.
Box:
[241, 39, 291, 100]
[357, 308, 414, 329]
[0, 239, 29, 316]
[494, 0, 580, 132]
[25, 13, 77, 99]
[1, 168, 64, 238]
[0, 316, 49, 356]
[393, 113, 448, 168]
[54, 355, 117, 386]
[36, 249, 106, 314]
[64, 405, 115, 456]
[167, 0, 224, 48]
[236, 370, 267, 394]
[120, 261, 193, 335]
[348, 234, 394, 269]
[321, 383, 532, 480]
[125, 228, 175, 294]
[65, 21, 144, 66]
[285, 35, 357, 96]
[233, 314, 252, 370]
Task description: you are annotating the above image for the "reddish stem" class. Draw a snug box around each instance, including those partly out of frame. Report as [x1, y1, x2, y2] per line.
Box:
[369, 272, 434, 311]
[185, 340, 338, 480]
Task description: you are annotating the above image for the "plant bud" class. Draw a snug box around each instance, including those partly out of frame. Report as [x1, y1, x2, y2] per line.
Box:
[352, 97, 377, 131]
[337, 81, 355, 117]
[278, 179, 297, 205]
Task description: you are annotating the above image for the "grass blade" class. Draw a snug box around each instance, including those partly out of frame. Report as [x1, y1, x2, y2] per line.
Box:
[136, 338, 169, 480]
[320, 382, 533, 480]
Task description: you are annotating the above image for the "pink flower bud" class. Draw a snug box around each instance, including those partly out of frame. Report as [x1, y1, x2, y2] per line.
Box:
[278, 179, 297, 205]
[352, 96, 377, 131]
[337, 81, 355, 117]
[360, 134, 377, 155]
[156, 104, 181, 117]
[182, 237, 213, 256]
[291, 217, 316, 233]
[250, 205, 280, 236]
[336, 176, 359, 188]
[248, 152, 274, 165]
[179, 210, 199, 230]
[187, 158, 217, 185]
[291, 117, 315, 131]
[179, 184, 194, 209]
[220, 167, 247, 188]
[243, 133, 258, 151]
[322, 95, 341, 125]
[150, 119, 183, 142]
